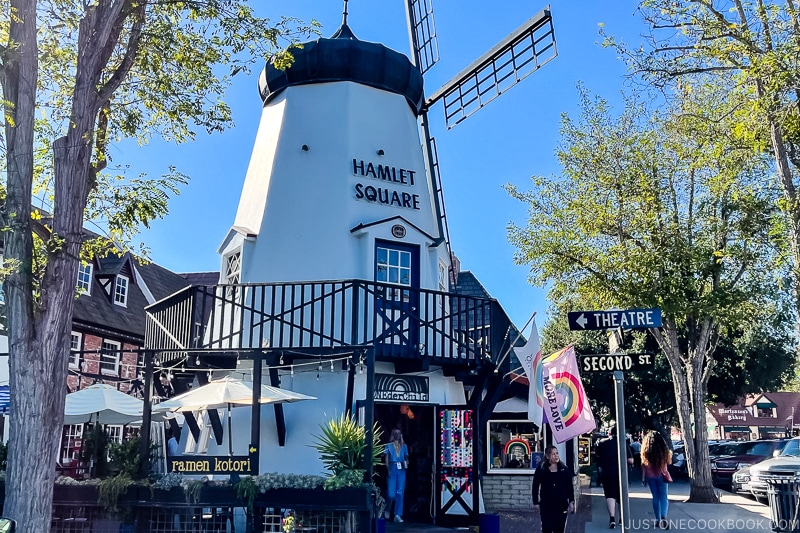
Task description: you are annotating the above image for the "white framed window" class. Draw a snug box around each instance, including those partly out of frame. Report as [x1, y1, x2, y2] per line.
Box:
[438, 261, 449, 292]
[224, 250, 241, 300]
[77, 263, 92, 294]
[376, 247, 411, 286]
[100, 339, 121, 374]
[69, 332, 82, 369]
[106, 424, 124, 445]
[61, 424, 84, 463]
[377, 245, 412, 302]
[225, 251, 241, 284]
[114, 275, 129, 306]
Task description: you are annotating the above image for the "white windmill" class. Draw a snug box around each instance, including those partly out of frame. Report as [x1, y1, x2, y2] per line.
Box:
[208, 1, 557, 526]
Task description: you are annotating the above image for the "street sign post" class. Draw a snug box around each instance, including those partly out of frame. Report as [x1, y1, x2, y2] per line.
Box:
[567, 308, 662, 331]
[580, 352, 653, 372]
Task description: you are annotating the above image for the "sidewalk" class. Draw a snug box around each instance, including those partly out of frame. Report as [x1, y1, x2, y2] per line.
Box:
[584, 477, 774, 532]
[384, 475, 776, 532]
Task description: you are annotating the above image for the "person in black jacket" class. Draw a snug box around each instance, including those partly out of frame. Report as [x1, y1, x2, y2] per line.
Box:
[532, 445, 575, 533]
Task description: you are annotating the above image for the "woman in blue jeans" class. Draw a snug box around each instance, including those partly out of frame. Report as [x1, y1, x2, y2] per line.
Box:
[384, 429, 409, 523]
[641, 431, 672, 529]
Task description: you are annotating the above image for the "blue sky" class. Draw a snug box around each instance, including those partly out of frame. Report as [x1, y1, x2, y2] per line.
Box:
[122, 1, 646, 332]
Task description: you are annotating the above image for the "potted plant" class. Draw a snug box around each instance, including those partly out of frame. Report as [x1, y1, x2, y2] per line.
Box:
[311, 413, 383, 532]
[97, 436, 151, 531]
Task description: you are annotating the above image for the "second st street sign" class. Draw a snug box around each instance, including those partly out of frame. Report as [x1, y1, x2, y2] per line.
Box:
[580, 352, 654, 372]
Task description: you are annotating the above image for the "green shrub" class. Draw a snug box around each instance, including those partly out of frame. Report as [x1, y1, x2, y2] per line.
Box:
[311, 413, 383, 476]
[235, 476, 259, 512]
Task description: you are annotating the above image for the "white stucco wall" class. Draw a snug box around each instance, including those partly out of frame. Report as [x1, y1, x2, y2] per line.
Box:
[228, 81, 449, 292]
[178, 362, 465, 476]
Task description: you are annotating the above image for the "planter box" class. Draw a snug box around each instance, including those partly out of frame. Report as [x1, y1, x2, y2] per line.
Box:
[53, 483, 99, 503]
[259, 487, 371, 511]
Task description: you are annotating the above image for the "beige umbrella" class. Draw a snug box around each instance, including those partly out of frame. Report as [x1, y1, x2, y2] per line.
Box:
[64, 383, 144, 425]
[152, 376, 316, 454]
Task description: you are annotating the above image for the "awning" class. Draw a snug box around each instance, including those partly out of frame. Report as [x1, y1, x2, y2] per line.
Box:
[723, 426, 750, 432]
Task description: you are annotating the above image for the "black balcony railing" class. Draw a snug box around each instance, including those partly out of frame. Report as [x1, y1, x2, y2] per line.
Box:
[145, 280, 512, 372]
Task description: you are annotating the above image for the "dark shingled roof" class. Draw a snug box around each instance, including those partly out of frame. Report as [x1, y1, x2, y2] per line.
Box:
[72, 255, 191, 341]
[455, 270, 527, 368]
[180, 272, 220, 286]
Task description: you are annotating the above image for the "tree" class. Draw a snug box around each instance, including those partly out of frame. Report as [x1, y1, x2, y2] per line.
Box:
[603, 0, 800, 338]
[541, 301, 679, 437]
[506, 86, 785, 501]
[0, 1, 315, 530]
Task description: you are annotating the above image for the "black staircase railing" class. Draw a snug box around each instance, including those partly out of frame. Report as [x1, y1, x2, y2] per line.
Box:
[144, 279, 512, 374]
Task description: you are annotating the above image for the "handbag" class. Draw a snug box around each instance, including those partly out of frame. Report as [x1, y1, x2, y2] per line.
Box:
[662, 469, 673, 483]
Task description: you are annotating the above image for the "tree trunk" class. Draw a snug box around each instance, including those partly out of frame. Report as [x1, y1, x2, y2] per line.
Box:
[652, 321, 717, 503]
[768, 122, 800, 345]
[0, 0, 55, 531]
[686, 362, 717, 502]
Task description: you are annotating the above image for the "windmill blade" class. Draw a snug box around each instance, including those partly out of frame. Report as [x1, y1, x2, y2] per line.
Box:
[427, 6, 556, 129]
[405, 0, 439, 74]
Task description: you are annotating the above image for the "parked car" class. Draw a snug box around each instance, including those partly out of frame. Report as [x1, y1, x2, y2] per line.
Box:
[710, 439, 789, 487]
[709, 441, 744, 462]
[669, 445, 687, 478]
[731, 464, 753, 496]
[749, 437, 800, 502]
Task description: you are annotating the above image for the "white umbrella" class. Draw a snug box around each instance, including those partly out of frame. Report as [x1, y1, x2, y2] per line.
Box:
[64, 383, 145, 425]
[152, 376, 316, 455]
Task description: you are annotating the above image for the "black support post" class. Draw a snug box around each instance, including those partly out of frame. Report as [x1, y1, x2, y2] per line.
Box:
[139, 349, 154, 478]
[251, 350, 263, 474]
[364, 348, 376, 482]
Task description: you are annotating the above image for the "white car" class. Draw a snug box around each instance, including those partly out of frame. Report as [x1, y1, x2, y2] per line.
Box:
[748, 438, 800, 502]
[731, 465, 752, 495]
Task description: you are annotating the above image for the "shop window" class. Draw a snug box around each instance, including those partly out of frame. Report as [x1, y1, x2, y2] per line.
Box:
[487, 419, 541, 474]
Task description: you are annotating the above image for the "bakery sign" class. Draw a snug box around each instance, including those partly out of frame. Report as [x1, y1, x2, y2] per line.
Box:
[718, 408, 749, 422]
[375, 373, 429, 402]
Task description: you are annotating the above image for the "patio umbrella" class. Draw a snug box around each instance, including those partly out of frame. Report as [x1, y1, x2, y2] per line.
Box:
[64, 383, 145, 425]
[152, 376, 316, 455]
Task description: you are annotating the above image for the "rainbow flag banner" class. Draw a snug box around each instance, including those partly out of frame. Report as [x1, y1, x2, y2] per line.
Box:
[542, 346, 596, 443]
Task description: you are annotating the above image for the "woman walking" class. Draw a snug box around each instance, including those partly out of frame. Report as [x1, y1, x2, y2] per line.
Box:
[384, 428, 409, 523]
[641, 431, 672, 529]
[532, 446, 575, 533]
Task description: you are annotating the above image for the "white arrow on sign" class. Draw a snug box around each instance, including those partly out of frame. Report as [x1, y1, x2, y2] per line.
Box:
[576, 313, 588, 329]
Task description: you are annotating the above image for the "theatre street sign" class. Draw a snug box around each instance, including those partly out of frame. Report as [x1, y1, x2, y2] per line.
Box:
[567, 308, 662, 331]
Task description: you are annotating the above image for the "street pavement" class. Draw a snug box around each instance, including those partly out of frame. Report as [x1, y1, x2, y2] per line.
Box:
[385, 475, 778, 532]
[584, 476, 774, 533]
